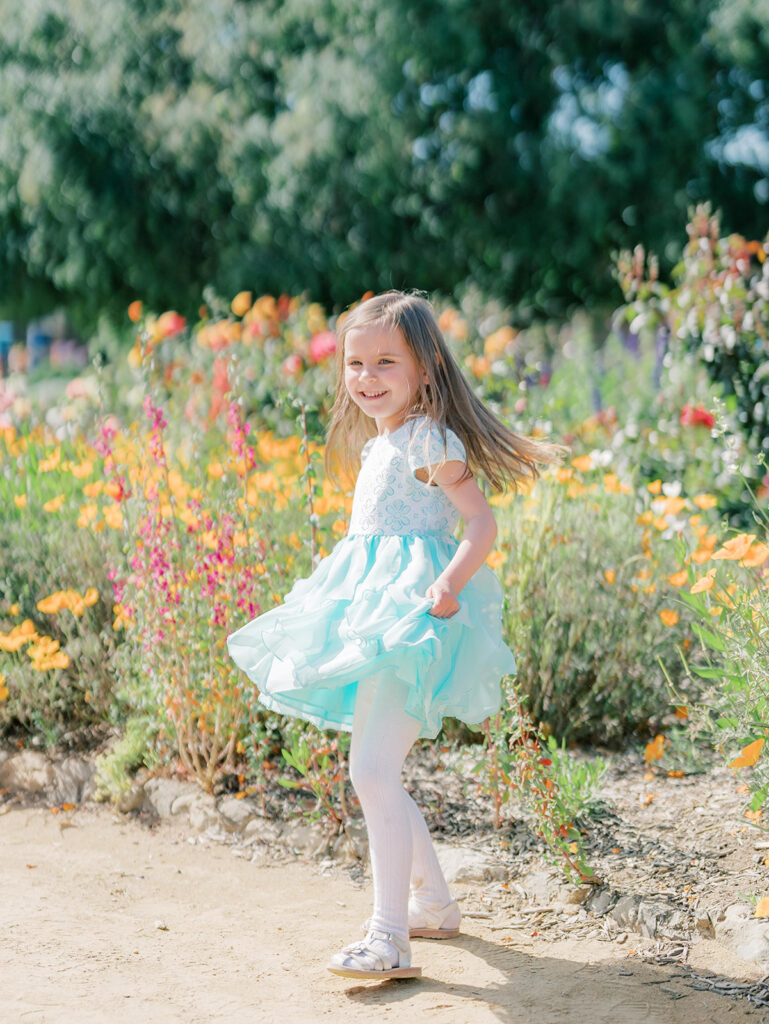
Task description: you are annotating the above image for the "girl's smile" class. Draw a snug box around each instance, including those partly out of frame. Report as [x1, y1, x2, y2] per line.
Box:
[344, 324, 427, 433]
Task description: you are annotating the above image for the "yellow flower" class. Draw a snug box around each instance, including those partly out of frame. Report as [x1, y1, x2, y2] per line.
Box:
[0, 676, 7, 700]
[77, 504, 98, 529]
[667, 570, 688, 587]
[691, 548, 713, 564]
[84, 588, 99, 606]
[13, 494, 27, 509]
[83, 481, 103, 498]
[647, 479, 662, 495]
[658, 496, 687, 516]
[207, 461, 225, 479]
[331, 519, 348, 537]
[39, 447, 61, 472]
[731, 738, 764, 769]
[71, 460, 94, 479]
[103, 503, 123, 530]
[603, 473, 621, 493]
[713, 533, 756, 561]
[571, 455, 592, 472]
[112, 604, 133, 630]
[691, 568, 717, 593]
[604, 569, 615, 584]
[483, 326, 515, 358]
[37, 591, 67, 614]
[689, 514, 701, 527]
[43, 494, 66, 513]
[636, 511, 653, 526]
[8, 603, 19, 616]
[742, 543, 769, 568]
[486, 550, 505, 569]
[693, 493, 717, 510]
[231, 291, 252, 317]
[659, 608, 678, 626]
[652, 516, 668, 531]
[645, 733, 666, 762]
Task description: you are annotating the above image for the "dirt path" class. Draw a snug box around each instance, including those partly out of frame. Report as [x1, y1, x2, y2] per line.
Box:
[3, 802, 767, 1024]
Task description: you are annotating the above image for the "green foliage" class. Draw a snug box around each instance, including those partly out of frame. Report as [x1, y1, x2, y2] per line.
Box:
[1, 0, 768, 328]
[668, 488, 769, 815]
[277, 720, 352, 828]
[615, 205, 769, 509]
[497, 475, 708, 745]
[93, 714, 162, 801]
[0, 444, 120, 744]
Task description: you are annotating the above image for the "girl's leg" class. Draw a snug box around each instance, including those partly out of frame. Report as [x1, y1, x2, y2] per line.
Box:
[403, 792, 458, 922]
[349, 672, 454, 945]
[349, 672, 422, 945]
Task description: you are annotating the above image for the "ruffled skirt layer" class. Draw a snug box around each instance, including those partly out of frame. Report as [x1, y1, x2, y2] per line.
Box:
[227, 532, 516, 740]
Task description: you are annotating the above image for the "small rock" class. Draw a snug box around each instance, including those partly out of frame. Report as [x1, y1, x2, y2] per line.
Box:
[154, 920, 168, 931]
[586, 886, 619, 917]
[435, 844, 507, 884]
[217, 796, 259, 832]
[143, 778, 198, 818]
[279, 820, 320, 853]
[186, 793, 219, 832]
[519, 870, 560, 903]
[0, 751, 55, 793]
[609, 894, 643, 931]
[715, 903, 769, 966]
[116, 784, 146, 813]
[52, 756, 95, 804]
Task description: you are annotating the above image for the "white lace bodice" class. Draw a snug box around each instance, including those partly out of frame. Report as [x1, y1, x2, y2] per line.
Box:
[347, 416, 467, 537]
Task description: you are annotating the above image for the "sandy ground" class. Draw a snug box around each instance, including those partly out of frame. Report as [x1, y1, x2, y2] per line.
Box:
[3, 802, 768, 1024]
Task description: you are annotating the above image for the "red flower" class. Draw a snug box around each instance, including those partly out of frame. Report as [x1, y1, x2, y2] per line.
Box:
[157, 311, 186, 337]
[281, 354, 302, 376]
[309, 330, 337, 363]
[680, 404, 715, 429]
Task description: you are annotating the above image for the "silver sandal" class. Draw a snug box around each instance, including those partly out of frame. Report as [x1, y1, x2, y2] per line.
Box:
[328, 928, 422, 979]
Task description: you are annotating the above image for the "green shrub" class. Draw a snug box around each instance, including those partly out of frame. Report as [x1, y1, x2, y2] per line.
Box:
[496, 470, 711, 744]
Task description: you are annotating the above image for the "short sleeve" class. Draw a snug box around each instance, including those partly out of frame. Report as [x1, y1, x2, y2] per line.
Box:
[360, 437, 376, 465]
[406, 419, 466, 476]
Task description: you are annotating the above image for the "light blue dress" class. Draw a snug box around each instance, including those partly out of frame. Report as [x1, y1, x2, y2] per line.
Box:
[227, 416, 517, 739]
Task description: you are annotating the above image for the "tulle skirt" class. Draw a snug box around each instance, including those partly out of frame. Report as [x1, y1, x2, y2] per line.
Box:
[226, 532, 517, 740]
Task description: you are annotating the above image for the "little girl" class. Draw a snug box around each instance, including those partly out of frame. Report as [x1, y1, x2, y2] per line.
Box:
[227, 290, 567, 980]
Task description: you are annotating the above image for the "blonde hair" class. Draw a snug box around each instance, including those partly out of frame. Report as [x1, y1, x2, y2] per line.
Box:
[325, 290, 570, 493]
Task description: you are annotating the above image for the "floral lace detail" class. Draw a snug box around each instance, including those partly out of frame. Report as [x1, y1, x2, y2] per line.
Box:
[348, 417, 467, 537]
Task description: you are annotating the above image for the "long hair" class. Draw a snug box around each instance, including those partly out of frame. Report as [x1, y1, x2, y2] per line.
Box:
[325, 290, 570, 492]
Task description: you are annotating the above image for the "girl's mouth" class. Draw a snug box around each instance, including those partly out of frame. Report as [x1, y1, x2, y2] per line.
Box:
[360, 391, 387, 399]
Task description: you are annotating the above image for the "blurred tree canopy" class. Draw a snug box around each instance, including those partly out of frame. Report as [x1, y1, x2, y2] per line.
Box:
[0, 0, 767, 332]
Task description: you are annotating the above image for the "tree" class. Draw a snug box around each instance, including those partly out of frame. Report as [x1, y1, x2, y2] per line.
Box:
[0, 0, 767, 333]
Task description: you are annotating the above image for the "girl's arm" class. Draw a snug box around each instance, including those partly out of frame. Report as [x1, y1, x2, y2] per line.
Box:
[422, 461, 498, 618]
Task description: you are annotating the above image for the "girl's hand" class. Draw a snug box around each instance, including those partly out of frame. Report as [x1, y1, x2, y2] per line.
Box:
[426, 581, 459, 618]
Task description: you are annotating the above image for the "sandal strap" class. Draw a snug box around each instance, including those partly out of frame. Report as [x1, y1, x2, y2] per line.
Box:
[336, 929, 407, 971]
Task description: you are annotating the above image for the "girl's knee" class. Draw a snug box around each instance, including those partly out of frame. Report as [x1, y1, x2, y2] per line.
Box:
[349, 747, 378, 797]
[349, 746, 403, 801]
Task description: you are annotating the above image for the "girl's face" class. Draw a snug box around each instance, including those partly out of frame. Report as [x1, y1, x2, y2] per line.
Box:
[344, 324, 426, 433]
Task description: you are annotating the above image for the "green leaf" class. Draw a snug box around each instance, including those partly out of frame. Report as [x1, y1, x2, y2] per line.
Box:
[749, 785, 769, 813]
[692, 623, 726, 652]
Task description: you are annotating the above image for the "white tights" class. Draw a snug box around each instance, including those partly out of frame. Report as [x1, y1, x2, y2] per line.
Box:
[349, 671, 454, 945]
